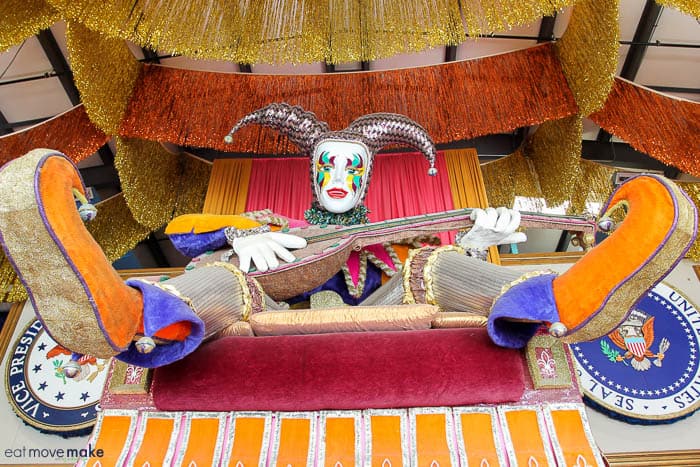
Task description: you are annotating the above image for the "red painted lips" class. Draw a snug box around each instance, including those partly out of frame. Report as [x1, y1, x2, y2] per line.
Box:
[326, 188, 348, 199]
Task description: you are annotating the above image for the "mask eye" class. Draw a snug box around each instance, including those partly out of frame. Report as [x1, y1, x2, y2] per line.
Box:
[319, 165, 333, 172]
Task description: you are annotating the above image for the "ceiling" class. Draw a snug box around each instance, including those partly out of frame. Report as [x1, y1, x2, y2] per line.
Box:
[0, 0, 698, 266]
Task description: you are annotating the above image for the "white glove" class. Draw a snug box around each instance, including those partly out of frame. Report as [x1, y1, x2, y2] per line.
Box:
[458, 207, 527, 250]
[233, 232, 307, 273]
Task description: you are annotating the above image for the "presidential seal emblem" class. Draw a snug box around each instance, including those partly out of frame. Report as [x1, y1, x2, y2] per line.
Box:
[572, 282, 700, 424]
[5, 319, 108, 435]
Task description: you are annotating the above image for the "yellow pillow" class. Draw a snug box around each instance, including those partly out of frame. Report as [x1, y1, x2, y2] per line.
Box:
[250, 305, 439, 336]
[431, 312, 487, 328]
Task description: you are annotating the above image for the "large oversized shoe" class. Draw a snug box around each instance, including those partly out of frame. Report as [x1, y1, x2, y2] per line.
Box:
[0, 149, 144, 358]
[0, 150, 253, 367]
[488, 174, 698, 347]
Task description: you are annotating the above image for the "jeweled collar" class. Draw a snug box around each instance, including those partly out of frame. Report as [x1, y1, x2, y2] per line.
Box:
[304, 203, 370, 226]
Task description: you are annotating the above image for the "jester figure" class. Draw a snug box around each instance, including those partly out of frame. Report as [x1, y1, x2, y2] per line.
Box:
[0, 104, 696, 373]
[166, 103, 526, 304]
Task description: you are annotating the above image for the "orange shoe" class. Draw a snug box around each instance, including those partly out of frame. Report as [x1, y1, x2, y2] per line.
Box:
[489, 175, 697, 347]
[0, 150, 203, 365]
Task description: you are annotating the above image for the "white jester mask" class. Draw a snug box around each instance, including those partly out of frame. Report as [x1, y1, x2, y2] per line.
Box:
[312, 140, 371, 213]
[225, 103, 438, 224]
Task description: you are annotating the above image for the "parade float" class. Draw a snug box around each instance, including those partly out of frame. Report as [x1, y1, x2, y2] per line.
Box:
[0, 101, 697, 464]
[0, 0, 699, 465]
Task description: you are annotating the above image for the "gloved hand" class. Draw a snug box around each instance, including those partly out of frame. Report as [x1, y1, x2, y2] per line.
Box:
[457, 207, 527, 250]
[233, 232, 307, 272]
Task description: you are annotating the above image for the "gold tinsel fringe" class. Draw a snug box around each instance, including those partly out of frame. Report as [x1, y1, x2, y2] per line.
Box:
[46, 0, 575, 64]
[657, 0, 700, 19]
[0, 0, 59, 52]
[481, 147, 542, 209]
[121, 44, 576, 154]
[115, 138, 181, 231]
[86, 194, 152, 262]
[525, 115, 583, 206]
[556, 0, 619, 115]
[0, 252, 27, 303]
[568, 160, 615, 215]
[174, 154, 212, 218]
[591, 78, 700, 178]
[0, 105, 108, 167]
[677, 182, 700, 262]
[66, 21, 142, 135]
[481, 134, 615, 215]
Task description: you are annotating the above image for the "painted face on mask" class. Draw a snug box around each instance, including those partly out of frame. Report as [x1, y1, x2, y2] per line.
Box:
[312, 140, 370, 213]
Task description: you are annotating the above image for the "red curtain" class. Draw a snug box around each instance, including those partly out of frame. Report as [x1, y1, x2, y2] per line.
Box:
[246, 151, 454, 242]
[245, 157, 313, 220]
[366, 151, 454, 243]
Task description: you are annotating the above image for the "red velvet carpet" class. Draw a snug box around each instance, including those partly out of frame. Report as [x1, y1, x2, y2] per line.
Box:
[152, 328, 526, 411]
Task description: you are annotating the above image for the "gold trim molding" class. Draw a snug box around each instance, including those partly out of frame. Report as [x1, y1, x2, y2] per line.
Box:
[607, 450, 700, 466]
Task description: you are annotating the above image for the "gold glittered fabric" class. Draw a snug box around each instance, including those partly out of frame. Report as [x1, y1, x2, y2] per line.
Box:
[45, 0, 575, 64]
[482, 148, 543, 209]
[0, 251, 27, 302]
[115, 138, 181, 231]
[525, 115, 583, 206]
[590, 78, 700, 177]
[174, 154, 212, 218]
[120, 44, 577, 154]
[66, 21, 142, 135]
[482, 143, 615, 215]
[115, 139, 212, 231]
[556, 0, 619, 116]
[568, 160, 615, 215]
[0, 0, 59, 52]
[85, 194, 152, 262]
[0, 105, 108, 167]
[677, 182, 700, 261]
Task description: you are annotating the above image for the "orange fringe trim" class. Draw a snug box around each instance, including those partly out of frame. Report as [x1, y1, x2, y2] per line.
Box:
[590, 78, 700, 177]
[120, 44, 577, 154]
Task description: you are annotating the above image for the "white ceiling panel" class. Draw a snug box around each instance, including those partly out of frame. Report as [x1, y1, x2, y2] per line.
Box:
[456, 38, 536, 60]
[372, 47, 444, 70]
[636, 46, 700, 90]
[618, 0, 647, 41]
[252, 62, 326, 74]
[158, 55, 239, 73]
[653, 7, 700, 42]
[50, 21, 69, 63]
[0, 77, 72, 122]
[0, 37, 53, 81]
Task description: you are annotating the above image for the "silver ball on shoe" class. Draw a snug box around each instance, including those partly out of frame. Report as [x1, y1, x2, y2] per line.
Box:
[548, 322, 568, 338]
[78, 203, 97, 221]
[63, 360, 82, 379]
[427, 167, 438, 176]
[597, 216, 615, 232]
[135, 336, 156, 354]
[223, 134, 234, 144]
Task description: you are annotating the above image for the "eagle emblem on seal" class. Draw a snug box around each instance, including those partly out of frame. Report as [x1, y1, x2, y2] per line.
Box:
[602, 309, 670, 371]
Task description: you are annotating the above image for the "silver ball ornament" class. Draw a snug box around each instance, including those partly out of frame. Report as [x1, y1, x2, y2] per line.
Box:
[63, 360, 82, 379]
[223, 134, 234, 144]
[427, 167, 438, 176]
[78, 203, 97, 222]
[548, 321, 568, 338]
[597, 216, 615, 232]
[135, 336, 156, 354]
